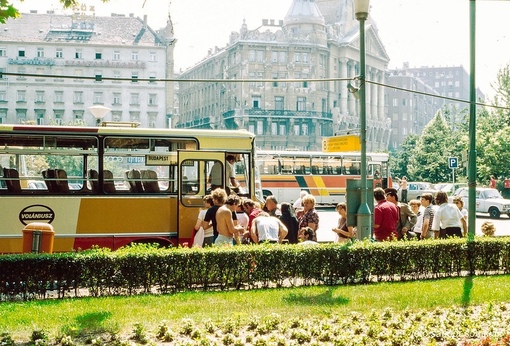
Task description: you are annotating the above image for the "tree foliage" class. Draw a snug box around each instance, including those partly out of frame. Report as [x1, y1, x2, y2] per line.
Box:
[391, 63, 510, 185]
[408, 110, 456, 183]
[389, 134, 418, 180]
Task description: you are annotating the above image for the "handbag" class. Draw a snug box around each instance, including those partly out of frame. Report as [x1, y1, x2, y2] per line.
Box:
[193, 227, 205, 247]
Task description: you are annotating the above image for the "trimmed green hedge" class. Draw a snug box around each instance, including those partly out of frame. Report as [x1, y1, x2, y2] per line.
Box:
[1, 237, 509, 300]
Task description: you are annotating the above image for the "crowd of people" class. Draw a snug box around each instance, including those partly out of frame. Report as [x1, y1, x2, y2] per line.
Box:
[192, 188, 323, 247]
[373, 187, 469, 242]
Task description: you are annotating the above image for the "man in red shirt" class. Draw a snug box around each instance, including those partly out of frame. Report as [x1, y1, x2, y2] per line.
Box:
[373, 187, 399, 241]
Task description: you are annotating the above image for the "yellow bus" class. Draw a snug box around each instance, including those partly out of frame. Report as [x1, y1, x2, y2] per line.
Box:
[0, 124, 261, 253]
[257, 150, 391, 206]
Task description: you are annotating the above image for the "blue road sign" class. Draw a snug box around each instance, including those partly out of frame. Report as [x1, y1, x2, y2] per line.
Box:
[448, 157, 458, 169]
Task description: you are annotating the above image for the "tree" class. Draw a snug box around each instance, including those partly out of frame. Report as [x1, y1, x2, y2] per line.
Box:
[408, 110, 455, 183]
[0, 0, 108, 23]
[389, 134, 418, 180]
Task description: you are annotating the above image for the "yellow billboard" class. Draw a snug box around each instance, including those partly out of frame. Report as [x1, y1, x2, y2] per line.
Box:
[322, 135, 361, 152]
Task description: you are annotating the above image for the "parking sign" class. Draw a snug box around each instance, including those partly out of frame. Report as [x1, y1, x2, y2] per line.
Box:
[448, 157, 458, 169]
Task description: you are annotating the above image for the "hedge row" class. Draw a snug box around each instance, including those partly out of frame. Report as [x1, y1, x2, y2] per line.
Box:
[1, 237, 509, 301]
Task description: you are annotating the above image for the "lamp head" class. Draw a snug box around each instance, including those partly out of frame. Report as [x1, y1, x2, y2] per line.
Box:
[88, 105, 111, 126]
[347, 83, 360, 99]
[353, 0, 370, 21]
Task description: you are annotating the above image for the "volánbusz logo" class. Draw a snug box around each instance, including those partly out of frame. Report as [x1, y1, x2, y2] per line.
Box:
[19, 205, 55, 225]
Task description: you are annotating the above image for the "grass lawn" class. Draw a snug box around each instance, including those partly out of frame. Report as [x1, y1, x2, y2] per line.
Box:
[1, 275, 510, 344]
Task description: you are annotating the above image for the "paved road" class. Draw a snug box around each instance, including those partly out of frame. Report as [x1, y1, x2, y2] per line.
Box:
[316, 208, 510, 242]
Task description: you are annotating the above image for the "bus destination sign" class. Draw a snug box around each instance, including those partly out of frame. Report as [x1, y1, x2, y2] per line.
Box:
[322, 135, 361, 152]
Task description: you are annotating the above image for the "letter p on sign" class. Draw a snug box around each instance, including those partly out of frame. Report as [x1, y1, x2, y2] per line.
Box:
[448, 157, 458, 169]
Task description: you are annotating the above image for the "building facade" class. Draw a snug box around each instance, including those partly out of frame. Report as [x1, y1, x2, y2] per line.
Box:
[0, 9, 175, 127]
[176, 0, 391, 151]
[385, 63, 485, 150]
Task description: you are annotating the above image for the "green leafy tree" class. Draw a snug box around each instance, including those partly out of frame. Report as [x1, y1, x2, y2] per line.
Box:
[408, 110, 455, 183]
[477, 63, 510, 183]
[389, 134, 418, 180]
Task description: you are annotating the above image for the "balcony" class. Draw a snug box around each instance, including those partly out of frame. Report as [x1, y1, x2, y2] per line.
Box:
[222, 108, 332, 120]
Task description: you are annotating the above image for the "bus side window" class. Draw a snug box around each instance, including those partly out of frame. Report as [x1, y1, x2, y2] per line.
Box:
[141, 169, 160, 193]
[3, 168, 22, 193]
[103, 170, 116, 194]
[125, 169, 144, 193]
[88, 169, 99, 193]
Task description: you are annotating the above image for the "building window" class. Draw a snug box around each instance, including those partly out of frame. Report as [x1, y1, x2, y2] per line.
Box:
[113, 71, 121, 83]
[149, 51, 156, 61]
[148, 93, 157, 106]
[74, 91, 83, 104]
[35, 91, 45, 103]
[272, 51, 278, 63]
[36, 110, 45, 125]
[113, 92, 121, 105]
[303, 52, 309, 63]
[17, 67, 26, 80]
[392, 98, 398, 106]
[271, 122, 277, 135]
[73, 110, 84, 121]
[113, 51, 120, 60]
[37, 48, 45, 58]
[279, 51, 287, 63]
[18, 47, 25, 57]
[149, 72, 156, 83]
[0, 48, 6, 57]
[0, 91, 6, 102]
[0, 109, 7, 118]
[293, 125, 300, 136]
[75, 49, 82, 59]
[93, 92, 103, 104]
[130, 93, 140, 105]
[272, 73, 278, 87]
[17, 90, 26, 102]
[95, 52, 102, 60]
[148, 112, 157, 128]
[252, 96, 261, 109]
[129, 111, 140, 123]
[256, 120, 264, 135]
[302, 123, 308, 136]
[131, 51, 139, 61]
[294, 52, 300, 63]
[55, 48, 63, 58]
[54, 91, 64, 103]
[275, 96, 284, 110]
[94, 71, 102, 82]
[54, 111, 63, 125]
[131, 72, 138, 83]
[249, 50, 255, 62]
[257, 50, 264, 62]
[112, 111, 122, 122]
[279, 124, 286, 135]
[297, 97, 306, 111]
[16, 109, 27, 120]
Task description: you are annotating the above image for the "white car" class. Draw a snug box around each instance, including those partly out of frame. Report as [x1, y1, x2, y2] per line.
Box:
[449, 187, 510, 218]
[398, 182, 436, 202]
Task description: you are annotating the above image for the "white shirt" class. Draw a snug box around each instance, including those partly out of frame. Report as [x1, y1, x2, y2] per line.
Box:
[431, 203, 463, 230]
[198, 209, 214, 238]
[253, 216, 281, 242]
[412, 206, 425, 233]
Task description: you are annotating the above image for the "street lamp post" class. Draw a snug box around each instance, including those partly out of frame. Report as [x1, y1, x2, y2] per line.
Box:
[88, 105, 111, 126]
[353, 0, 371, 239]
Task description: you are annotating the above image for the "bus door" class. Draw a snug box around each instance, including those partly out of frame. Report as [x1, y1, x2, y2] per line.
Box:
[177, 150, 226, 245]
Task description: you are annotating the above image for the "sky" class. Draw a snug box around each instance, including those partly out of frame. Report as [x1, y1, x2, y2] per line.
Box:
[14, 0, 510, 99]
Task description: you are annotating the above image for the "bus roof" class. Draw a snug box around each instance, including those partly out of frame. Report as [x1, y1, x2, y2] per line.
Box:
[0, 124, 255, 140]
